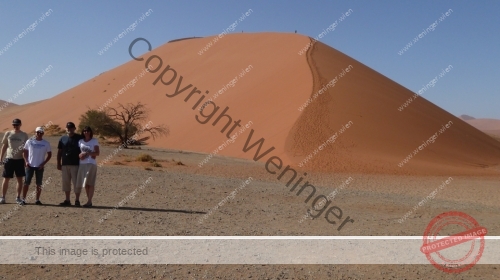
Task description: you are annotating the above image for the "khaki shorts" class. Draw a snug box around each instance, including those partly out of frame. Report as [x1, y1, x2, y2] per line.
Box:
[62, 165, 79, 192]
[76, 164, 97, 191]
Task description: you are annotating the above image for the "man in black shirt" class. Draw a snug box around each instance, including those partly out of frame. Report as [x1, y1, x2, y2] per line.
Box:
[57, 122, 83, 206]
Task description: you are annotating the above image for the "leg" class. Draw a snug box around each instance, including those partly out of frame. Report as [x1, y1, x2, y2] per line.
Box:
[85, 185, 90, 201]
[35, 168, 43, 201]
[21, 166, 32, 199]
[61, 166, 76, 205]
[1, 158, 14, 198]
[17, 178, 25, 199]
[36, 185, 42, 201]
[70, 166, 80, 202]
[1, 178, 9, 197]
[22, 184, 29, 199]
[83, 185, 94, 207]
[87, 185, 94, 203]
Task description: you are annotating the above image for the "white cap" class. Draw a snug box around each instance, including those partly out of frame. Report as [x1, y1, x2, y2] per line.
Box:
[35, 126, 44, 132]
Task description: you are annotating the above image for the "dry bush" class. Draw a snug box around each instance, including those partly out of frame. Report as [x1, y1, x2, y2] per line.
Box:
[136, 154, 154, 162]
[42, 124, 65, 136]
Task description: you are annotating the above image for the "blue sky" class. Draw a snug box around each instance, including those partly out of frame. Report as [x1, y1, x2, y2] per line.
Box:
[1, 1, 499, 118]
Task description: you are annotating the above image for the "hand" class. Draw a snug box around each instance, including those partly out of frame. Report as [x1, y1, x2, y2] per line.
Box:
[39, 163, 45, 170]
[57, 164, 62, 171]
[25, 162, 30, 168]
[79, 152, 89, 160]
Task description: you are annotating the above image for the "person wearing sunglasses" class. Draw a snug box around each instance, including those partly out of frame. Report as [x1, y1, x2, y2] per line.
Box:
[76, 126, 99, 207]
[0, 119, 29, 205]
[57, 122, 83, 206]
[21, 127, 52, 205]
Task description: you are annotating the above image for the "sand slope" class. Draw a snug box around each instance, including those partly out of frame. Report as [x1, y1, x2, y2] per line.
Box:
[0, 100, 43, 131]
[1, 33, 499, 175]
[286, 40, 500, 174]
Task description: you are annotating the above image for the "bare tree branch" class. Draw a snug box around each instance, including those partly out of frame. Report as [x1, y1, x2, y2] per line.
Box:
[91, 102, 170, 147]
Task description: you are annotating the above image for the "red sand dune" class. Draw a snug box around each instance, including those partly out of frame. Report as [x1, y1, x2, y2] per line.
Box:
[0, 100, 42, 131]
[1, 33, 499, 175]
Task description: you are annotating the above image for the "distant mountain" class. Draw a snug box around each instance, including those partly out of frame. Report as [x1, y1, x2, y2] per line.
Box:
[460, 114, 475, 120]
[0, 100, 18, 106]
[462, 117, 500, 139]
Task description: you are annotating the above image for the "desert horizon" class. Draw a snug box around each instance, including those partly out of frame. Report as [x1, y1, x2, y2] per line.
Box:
[1, 2, 500, 278]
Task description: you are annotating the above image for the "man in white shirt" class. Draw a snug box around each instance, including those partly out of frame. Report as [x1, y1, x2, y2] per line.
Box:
[22, 127, 52, 205]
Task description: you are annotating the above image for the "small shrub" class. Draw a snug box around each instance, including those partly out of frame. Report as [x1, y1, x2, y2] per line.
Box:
[43, 124, 65, 136]
[144, 167, 153, 171]
[152, 162, 162, 167]
[113, 161, 124, 165]
[137, 154, 153, 162]
[177, 161, 185, 166]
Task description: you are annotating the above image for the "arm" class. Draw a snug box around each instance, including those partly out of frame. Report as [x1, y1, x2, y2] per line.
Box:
[39, 152, 52, 169]
[0, 144, 7, 164]
[86, 145, 99, 159]
[23, 148, 29, 167]
[57, 149, 62, 170]
[0, 133, 8, 164]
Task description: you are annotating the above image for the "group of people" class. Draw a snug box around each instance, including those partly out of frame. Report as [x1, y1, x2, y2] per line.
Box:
[0, 119, 99, 207]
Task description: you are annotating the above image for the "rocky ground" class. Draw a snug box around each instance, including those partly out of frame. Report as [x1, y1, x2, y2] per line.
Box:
[0, 135, 499, 279]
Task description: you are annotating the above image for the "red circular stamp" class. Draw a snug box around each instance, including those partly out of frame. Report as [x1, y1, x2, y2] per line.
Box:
[420, 211, 487, 273]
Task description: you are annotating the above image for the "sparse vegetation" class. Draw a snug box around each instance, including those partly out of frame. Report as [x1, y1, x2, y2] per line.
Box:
[43, 124, 65, 136]
[78, 102, 169, 147]
[78, 109, 118, 137]
[104, 102, 169, 147]
[136, 154, 154, 162]
[144, 167, 153, 171]
[152, 162, 162, 167]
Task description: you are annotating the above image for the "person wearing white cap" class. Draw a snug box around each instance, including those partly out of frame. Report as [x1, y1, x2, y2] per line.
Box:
[0, 118, 29, 204]
[21, 127, 52, 205]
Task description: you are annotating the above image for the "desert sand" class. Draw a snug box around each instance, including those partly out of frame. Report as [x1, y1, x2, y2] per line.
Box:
[0, 135, 498, 278]
[1, 33, 499, 278]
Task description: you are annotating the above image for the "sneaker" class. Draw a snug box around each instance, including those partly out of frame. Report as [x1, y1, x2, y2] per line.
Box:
[20, 199, 26, 206]
[82, 203, 92, 208]
[74, 200, 81, 207]
[16, 197, 23, 205]
[35, 200, 42, 205]
[0, 197, 5, 204]
[59, 200, 71, 206]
